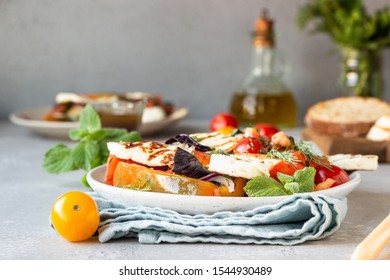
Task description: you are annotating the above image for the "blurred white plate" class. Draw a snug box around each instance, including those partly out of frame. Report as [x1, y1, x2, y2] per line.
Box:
[9, 107, 188, 138]
[87, 164, 361, 215]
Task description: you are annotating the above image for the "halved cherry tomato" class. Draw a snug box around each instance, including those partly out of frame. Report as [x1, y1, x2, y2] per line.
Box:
[193, 150, 211, 166]
[314, 165, 349, 187]
[307, 156, 331, 169]
[210, 113, 239, 132]
[269, 160, 306, 180]
[243, 127, 260, 138]
[293, 151, 330, 169]
[51, 192, 100, 242]
[292, 151, 308, 166]
[254, 123, 279, 139]
[234, 137, 263, 154]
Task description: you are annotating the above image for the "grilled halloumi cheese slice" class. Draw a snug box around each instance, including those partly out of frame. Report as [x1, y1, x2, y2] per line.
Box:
[107, 141, 177, 168]
[328, 154, 379, 171]
[190, 131, 243, 152]
[208, 153, 280, 180]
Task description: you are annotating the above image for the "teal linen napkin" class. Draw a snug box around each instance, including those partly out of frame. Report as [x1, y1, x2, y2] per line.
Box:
[90, 193, 347, 245]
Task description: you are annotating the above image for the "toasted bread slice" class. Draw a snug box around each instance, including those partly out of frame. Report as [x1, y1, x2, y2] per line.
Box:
[305, 97, 390, 137]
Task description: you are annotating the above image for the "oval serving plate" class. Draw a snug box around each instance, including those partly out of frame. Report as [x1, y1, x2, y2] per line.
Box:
[87, 165, 361, 215]
[9, 106, 188, 138]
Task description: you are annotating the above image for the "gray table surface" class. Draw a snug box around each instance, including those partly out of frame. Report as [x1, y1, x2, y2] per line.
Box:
[1, 119, 390, 260]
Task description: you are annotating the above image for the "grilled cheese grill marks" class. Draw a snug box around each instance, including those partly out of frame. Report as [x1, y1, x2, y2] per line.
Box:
[146, 148, 175, 166]
[107, 141, 177, 168]
[189, 132, 244, 153]
[125, 142, 174, 164]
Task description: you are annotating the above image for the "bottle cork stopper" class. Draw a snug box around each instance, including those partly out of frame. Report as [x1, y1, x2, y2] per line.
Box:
[253, 8, 274, 47]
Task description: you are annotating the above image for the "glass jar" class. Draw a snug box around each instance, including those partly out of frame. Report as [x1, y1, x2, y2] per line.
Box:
[340, 46, 383, 98]
[92, 95, 145, 131]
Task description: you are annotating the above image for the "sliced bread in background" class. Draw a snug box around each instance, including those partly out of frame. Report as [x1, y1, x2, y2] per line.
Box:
[305, 97, 390, 137]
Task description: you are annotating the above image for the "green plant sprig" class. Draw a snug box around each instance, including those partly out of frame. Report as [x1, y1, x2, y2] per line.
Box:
[297, 0, 390, 50]
[266, 138, 331, 169]
[43, 105, 142, 187]
[267, 149, 296, 165]
[294, 140, 332, 169]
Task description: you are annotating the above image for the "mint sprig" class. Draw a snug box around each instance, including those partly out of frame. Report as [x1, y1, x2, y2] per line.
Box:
[244, 176, 289, 197]
[243, 167, 316, 197]
[43, 105, 142, 187]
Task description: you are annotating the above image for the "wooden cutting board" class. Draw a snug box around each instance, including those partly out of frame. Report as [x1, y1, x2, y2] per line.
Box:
[301, 128, 390, 163]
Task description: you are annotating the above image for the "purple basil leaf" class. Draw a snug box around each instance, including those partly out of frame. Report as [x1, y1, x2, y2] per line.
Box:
[200, 174, 235, 192]
[172, 148, 210, 178]
[165, 134, 211, 152]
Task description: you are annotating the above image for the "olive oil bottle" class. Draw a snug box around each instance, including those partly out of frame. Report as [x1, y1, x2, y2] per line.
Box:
[230, 9, 297, 127]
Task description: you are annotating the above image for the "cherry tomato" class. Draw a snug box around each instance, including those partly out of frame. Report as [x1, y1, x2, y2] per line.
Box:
[193, 150, 211, 166]
[235, 137, 263, 154]
[269, 161, 305, 180]
[51, 191, 100, 242]
[254, 123, 279, 139]
[210, 113, 239, 132]
[292, 151, 331, 169]
[314, 165, 349, 187]
[293, 151, 307, 164]
[217, 125, 237, 135]
[243, 127, 260, 138]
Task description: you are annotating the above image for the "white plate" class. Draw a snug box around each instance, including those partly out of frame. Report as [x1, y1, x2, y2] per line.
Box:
[87, 165, 361, 215]
[9, 107, 188, 138]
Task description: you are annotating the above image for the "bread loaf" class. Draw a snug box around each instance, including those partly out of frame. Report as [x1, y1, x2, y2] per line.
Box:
[366, 114, 390, 141]
[305, 97, 390, 137]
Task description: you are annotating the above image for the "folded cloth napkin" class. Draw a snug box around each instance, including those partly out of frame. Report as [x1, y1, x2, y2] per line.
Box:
[90, 193, 347, 245]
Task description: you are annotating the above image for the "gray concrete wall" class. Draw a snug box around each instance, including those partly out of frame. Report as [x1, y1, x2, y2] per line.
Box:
[1, 0, 389, 122]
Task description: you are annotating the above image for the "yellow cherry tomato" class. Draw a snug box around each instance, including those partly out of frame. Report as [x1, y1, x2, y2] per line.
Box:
[51, 191, 100, 242]
[217, 126, 237, 135]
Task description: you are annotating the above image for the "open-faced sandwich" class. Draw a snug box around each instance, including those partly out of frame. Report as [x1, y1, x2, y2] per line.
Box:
[104, 127, 378, 197]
